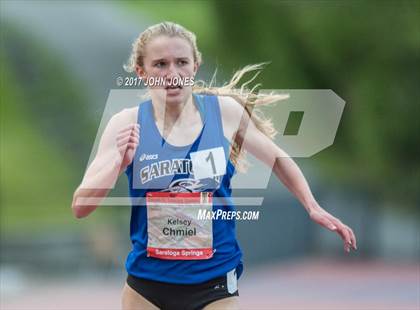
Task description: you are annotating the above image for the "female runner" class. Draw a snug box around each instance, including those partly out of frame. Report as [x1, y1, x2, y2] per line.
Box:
[71, 22, 357, 310]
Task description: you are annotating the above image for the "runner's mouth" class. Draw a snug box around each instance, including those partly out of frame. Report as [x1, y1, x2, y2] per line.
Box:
[165, 85, 183, 90]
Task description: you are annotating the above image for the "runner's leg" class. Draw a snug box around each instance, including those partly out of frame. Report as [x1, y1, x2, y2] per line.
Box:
[203, 296, 240, 310]
[121, 282, 159, 310]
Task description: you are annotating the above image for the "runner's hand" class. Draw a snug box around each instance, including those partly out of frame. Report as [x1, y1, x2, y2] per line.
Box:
[116, 123, 140, 171]
[308, 206, 357, 253]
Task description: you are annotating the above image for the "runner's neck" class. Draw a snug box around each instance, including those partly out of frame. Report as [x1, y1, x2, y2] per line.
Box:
[152, 95, 200, 128]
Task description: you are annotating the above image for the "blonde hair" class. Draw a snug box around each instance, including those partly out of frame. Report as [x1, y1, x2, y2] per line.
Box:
[124, 22, 288, 172]
[124, 21, 202, 72]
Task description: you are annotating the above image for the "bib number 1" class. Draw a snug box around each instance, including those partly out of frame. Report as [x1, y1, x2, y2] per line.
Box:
[190, 147, 227, 180]
[206, 151, 216, 174]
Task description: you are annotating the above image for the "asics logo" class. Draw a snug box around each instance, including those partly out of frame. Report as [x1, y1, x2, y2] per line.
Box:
[139, 153, 158, 161]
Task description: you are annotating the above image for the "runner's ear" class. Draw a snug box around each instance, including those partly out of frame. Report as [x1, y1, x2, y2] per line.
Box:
[136, 64, 147, 79]
[193, 61, 199, 76]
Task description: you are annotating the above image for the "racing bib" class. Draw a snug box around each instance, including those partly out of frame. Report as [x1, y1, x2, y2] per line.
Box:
[146, 191, 213, 260]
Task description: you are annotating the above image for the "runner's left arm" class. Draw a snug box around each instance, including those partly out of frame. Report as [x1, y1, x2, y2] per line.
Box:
[218, 96, 357, 252]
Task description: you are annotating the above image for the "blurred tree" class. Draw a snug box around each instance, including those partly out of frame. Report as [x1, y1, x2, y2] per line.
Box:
[0, 23, 104, 234]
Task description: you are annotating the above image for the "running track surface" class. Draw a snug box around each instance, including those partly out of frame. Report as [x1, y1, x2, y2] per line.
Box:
[1, 258, 418, 310]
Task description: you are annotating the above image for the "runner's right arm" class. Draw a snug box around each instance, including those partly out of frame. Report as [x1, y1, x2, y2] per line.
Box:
[71, 109, 139, 219]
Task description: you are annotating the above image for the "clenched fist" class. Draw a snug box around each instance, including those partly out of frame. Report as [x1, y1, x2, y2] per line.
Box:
[117, 123, 140, 171]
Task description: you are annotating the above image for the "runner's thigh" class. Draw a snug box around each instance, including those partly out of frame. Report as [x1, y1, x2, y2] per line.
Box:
[121, 282, 159, 310]
[203, 296, 240, 310]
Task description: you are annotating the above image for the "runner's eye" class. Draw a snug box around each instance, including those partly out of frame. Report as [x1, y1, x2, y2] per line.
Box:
[154, 61, 166, 68]
[177, 60, 188, 66]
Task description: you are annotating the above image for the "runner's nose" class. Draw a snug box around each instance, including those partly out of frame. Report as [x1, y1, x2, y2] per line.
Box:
[165, 63, 181, 80]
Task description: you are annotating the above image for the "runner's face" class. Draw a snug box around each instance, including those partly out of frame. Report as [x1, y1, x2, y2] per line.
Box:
[138, 36, 198, 105]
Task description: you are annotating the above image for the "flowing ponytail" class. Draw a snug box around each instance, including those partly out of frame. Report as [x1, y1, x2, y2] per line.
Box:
[193, 63, 288, 172]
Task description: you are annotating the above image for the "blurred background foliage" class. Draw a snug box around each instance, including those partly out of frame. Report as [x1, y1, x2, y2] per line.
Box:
[1, 23, 103, 234]
[1, 0, 419, 234]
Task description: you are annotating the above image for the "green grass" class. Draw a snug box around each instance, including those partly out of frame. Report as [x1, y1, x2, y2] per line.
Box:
[1, 56, 74, 233]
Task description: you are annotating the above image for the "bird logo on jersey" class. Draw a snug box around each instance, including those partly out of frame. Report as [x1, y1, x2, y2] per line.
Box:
[160, 176, 222, 192]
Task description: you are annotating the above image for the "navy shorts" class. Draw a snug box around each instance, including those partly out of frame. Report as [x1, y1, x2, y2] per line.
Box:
[126, 273, 239, 310]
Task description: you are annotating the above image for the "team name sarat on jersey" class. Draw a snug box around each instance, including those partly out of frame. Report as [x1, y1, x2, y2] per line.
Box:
[140, 159, 193, 184]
